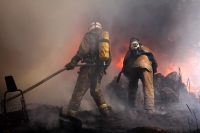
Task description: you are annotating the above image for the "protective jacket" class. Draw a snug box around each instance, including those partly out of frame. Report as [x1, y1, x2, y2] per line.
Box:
[70, 29, 112, 71]
[123, 44, 157, 76]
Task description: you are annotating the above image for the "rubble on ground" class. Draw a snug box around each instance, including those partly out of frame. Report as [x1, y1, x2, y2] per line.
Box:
[1, 71, 200, 133]
[105, 71, 199, 106]
[1, 103, 200, 133]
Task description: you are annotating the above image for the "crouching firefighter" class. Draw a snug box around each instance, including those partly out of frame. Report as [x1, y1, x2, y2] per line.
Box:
[65, 22, 112, 117]
[117, 37, 158, 114]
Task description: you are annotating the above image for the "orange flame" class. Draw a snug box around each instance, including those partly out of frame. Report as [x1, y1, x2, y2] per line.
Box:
[64, 36, 200, 98]
[116, 57, 124, 69]
[112, 43, 200, 98]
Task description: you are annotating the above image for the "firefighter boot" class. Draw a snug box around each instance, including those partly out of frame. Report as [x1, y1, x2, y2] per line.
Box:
[146, 109, 155, 115]
[66, 110, 78, 117]
[98, 104, 111, 117]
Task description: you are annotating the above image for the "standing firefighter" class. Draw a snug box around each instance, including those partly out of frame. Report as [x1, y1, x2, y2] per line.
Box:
[65, 22, 112, 117]
[119, 37, 158, 114]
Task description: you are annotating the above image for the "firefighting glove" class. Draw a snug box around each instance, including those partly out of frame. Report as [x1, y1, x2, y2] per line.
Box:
[65, 62, 76, 70]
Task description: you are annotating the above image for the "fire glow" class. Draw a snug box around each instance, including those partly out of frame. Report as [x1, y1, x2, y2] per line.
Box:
[64, 34, 200, 98]
[114, 47, 200, 98]
[116, 57, 124, 69]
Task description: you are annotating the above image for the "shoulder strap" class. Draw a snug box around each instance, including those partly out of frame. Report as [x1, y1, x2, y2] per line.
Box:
[85, 32, 99, 61]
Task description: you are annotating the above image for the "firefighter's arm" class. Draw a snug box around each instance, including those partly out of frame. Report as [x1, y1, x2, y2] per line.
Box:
[152, 57, 158, 74]
[123, 50, 131, 67]
[116, 50, 130, 83]
[144, 52, 158, 74]
[65, 34, 92, 70]
[146, 52, 158, 74]
[122, 50, 133, 76]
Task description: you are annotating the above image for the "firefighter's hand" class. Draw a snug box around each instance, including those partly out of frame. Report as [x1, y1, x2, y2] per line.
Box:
[65, 62, 76, 70]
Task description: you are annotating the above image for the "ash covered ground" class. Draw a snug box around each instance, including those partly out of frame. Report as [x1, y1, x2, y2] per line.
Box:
[1, 72, 200, 133]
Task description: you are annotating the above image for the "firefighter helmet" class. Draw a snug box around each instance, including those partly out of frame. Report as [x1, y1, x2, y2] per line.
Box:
[88, 22, 102, 31]
[130, 36, 139, 43]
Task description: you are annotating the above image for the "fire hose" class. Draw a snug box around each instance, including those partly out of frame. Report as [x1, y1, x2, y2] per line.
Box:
[4, 63, 95, 103]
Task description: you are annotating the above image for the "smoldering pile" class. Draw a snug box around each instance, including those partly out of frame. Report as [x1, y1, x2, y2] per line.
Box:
[105, 71, 199, 107]
[104, 71, 200, 132]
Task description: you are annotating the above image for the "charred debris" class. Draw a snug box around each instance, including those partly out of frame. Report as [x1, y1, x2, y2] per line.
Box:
[1, 71, 200, 133]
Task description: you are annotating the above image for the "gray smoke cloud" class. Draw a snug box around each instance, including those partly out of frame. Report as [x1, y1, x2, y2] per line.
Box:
[0, 0, 200, 115]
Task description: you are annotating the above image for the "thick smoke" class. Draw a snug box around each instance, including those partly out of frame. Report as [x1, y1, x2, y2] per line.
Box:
[0, 0, 200, 117]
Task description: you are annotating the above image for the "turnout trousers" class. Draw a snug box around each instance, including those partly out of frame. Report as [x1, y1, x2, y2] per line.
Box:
[67, 66, 107, 115]
[128, 68, 154, 110]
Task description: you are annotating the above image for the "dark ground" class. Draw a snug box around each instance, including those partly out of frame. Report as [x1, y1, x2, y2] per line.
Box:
[1, 103, 200, 133]
[1, 72, 200, 133]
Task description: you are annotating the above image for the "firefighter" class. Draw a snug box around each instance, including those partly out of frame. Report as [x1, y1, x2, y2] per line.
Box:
[122, 37, 158, 114]
[65, 22, 112, 117]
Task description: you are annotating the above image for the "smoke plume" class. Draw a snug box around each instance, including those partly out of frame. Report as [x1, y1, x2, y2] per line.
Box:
[0, 0, 200, 115]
